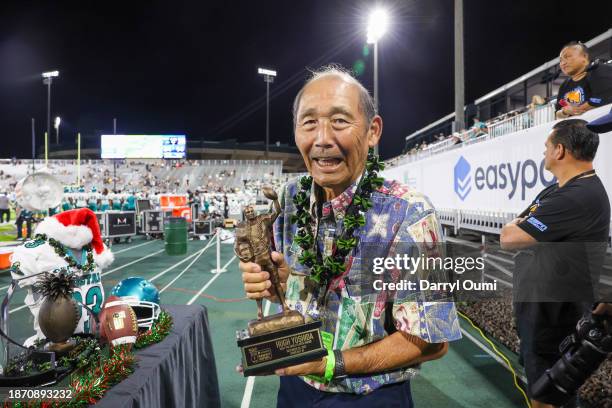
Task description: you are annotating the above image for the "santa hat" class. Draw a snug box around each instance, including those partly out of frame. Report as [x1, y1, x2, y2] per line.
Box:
[35, 208, 114, 268]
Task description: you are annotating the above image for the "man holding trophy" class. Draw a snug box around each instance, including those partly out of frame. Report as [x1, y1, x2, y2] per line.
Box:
[239, 66, 461, 407]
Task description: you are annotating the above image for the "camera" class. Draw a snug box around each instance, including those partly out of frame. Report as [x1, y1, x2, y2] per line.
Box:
[531, 308, 612, 405]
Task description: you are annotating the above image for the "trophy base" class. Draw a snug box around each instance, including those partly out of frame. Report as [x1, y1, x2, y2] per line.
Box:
[248, 310, 304, 336]
[237, 320, 327, 376]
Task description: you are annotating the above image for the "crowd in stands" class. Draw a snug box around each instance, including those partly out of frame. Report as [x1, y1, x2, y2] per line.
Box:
[394, 95, 553, 166]
[0, 159, 289, 240]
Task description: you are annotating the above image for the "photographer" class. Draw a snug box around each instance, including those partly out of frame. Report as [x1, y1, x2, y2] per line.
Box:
[500, 119, 610, 408]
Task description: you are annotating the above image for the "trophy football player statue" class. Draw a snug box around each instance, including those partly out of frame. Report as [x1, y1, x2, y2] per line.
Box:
[234, 186, 326, 376]
[10, 207, 114, 348]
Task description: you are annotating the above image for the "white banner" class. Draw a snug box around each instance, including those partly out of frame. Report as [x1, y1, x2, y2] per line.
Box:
[384, 104, 612, 213]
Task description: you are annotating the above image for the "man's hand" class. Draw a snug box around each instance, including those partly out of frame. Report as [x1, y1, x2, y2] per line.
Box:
[500, 219, 537, 250]
[593, 303, 612, 316]
[240, 251, 289, 302]
[509, 217, 525, 225]
[560, 103, 595, 117]
[275, 357, 326, 377]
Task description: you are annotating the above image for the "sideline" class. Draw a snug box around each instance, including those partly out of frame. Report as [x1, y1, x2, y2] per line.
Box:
[240, 299, 272, 408]
[186, 255, 236, 305]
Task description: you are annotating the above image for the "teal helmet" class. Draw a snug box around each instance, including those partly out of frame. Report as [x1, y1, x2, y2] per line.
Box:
[110, 277, 160, 329]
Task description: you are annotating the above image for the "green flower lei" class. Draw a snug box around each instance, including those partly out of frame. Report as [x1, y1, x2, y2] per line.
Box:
[33, 233, 96, 273]
[291, 148, 385, 284]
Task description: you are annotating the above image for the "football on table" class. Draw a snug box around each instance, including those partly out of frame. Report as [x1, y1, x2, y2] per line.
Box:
[98, 296, 139, 350]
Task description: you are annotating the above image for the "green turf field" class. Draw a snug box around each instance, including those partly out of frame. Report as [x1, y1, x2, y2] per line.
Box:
[0, 236, 530, 408]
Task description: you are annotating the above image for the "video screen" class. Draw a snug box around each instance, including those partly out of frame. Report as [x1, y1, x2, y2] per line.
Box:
[101, 135, 187, 159]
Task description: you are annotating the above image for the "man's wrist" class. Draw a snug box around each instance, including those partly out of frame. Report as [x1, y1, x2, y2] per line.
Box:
[333, 349, 348, 379]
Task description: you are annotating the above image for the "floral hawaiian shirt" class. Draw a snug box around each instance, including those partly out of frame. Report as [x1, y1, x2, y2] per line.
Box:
[273, 176, 462, 394]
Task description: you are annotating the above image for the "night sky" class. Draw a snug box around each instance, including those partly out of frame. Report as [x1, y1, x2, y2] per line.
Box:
[1, 0, 611, 160]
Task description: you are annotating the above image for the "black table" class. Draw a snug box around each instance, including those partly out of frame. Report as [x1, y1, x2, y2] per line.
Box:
[92, 304, 220, 408]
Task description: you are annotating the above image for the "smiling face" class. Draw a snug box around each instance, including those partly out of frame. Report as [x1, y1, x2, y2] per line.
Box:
[294, 76, 382, 199]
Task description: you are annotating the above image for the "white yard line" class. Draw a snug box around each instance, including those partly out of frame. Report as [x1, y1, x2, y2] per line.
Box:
[0, 240, 159, 292]
[112, 239, 158, 254]
[101, 249, 165, 278]
[241, 299, 272, 408]
[158, 239, 216, 291]
[186, 255, 236, 305]
[9, 248, 165, 314]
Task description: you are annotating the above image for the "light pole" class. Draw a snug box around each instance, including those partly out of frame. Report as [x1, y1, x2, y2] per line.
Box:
[367, 9, 388, 155]
[42, 71, 59, 146]
[454, 0, 465, 132]
[54, 116, 61, 145]
[257, 68, 277, 159]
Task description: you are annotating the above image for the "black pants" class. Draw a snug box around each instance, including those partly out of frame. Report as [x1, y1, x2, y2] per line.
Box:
[277, 376, 414, 408]
[16, 217, 32, 239]
[0, 209, 9, 222]
[514, 302, 588, 405]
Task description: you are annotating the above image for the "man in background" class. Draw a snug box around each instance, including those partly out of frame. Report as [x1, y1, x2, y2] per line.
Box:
[555, 42, 607, 119]
[500, 119, 610, 407]
[0, 192, 10, 223]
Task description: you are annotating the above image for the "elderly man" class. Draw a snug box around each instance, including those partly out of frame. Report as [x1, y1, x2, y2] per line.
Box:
[240, 66, 461, 407]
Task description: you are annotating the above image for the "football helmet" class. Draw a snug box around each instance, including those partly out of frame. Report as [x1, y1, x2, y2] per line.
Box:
[110, 277, 161, 330]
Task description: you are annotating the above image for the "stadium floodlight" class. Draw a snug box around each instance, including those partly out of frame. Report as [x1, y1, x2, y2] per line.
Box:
[54, 117, 61, 144]
[257, 68, 277, 77]
[366, 8, 389, 155]
[366, 8, 389, 44]
[42, 70, 60, 146]
[257, 67, 277, 158]
[42, 70, 59, 78]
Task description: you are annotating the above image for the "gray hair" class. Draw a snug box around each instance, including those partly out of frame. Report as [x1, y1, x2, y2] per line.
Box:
[292, 64, 377, 128]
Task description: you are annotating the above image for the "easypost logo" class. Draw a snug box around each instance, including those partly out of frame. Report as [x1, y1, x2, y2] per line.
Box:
[454, 156, 472, 200]
[453, 156, 556, 201]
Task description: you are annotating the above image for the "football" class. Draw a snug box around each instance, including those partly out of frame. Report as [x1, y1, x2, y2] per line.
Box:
[98, 298, 138, 350]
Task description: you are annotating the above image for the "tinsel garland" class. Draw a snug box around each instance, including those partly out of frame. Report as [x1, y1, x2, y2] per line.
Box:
[135, 310, 173, 349]
[8, 311, 173, 407]
[33, 233, 95, 273]
[68, 344, 135, 407]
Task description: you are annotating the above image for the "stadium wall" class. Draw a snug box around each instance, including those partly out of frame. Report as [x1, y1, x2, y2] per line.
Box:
[383, 104, 612, 214]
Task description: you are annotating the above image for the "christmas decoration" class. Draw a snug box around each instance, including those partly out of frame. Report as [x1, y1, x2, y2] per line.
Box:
[33, 273, 80, 353]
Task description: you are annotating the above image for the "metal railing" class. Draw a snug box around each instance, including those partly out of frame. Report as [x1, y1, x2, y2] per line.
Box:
[488, 103, 555, 139]
[437, 208, 517, 235]
[387, 103, 557, 169]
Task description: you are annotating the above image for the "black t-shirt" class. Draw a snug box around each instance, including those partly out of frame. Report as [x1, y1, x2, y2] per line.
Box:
[588, 61, 612, 106]
[514, 173, 610, 359]
[555, 73, 604, 111]
[515, 172, 610, 304]
[518, 173, 609, 243]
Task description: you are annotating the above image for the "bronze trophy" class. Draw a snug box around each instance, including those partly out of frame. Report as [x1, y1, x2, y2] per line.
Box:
[235, 186, 326, 376]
